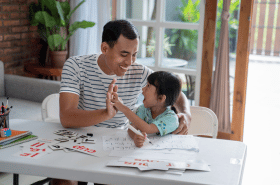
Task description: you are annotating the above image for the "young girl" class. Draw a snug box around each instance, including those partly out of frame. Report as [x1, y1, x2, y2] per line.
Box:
[111, 71, 182, 147]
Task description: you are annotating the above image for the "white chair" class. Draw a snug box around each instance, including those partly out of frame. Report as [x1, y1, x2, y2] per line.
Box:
[41, 93, 60, 123]
[188, 106, 218, 138]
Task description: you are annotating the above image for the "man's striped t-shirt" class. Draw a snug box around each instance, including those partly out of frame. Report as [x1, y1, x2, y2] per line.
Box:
[60, 54, 153, 128]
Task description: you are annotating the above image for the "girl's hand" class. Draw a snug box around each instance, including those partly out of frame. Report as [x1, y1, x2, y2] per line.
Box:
[133, 132, 146, 148]
[111, 92, 123, 109]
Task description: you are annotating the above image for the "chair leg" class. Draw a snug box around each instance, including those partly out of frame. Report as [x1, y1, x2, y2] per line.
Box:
[13, 174, 19, 185]
[30, 178, 53, 185]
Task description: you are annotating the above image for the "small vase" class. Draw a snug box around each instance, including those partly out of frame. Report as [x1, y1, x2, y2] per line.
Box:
[49, 50, 68, 68]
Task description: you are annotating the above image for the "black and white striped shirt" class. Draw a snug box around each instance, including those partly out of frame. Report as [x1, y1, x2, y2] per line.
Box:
[60, 54, 152, 128]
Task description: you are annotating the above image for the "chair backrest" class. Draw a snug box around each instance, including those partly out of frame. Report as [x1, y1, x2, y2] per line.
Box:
[188, 106, 218, 138]
[41, 93, 60, 123]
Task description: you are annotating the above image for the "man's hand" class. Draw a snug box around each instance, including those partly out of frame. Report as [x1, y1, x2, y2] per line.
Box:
[106, 79, 118, 119]
[172, 113, 191, 135]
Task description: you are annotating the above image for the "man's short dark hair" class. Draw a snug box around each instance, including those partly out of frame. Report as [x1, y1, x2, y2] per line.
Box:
[102, 19, 139, 48]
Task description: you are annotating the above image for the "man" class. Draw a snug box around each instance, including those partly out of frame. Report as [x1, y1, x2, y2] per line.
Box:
[54, 19, 191, 185]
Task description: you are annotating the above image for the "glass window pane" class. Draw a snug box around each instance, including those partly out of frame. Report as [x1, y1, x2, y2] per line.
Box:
[165, 0, 201, 23]
[162, 28, 198, 69]
[135, 26, 156, 67]
[126, 0, 156, 20]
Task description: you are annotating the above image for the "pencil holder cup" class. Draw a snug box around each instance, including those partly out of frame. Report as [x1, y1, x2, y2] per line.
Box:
[0, 110, 10, 130]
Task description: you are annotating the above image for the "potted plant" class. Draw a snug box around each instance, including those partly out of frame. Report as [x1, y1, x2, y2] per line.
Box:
[29, 0, 95, 68]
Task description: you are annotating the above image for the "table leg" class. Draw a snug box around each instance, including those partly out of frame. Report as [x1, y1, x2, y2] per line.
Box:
[13, 174, 19, 185]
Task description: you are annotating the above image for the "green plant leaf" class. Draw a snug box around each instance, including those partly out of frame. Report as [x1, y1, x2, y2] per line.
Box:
[230, 0, 240, 13]
[29, 2, 41, 25]
[40, 0, 58, 17]
[60, 1, 70, 21]
[170, 33, 179, 43]
[67, 0, 86, 20]
[181, 0, 187, 7]
[35, 11, 56, 28]
[69, 20, 95, 33]
[47, 34, 64, 51]
[55, 1, 65, 26]
[194, 0, 200, 8]
[182, 36, 188, 48]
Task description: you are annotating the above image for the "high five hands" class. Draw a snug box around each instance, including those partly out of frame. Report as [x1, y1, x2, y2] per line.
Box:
[107, 79, 190, 136]
[106, 79, 118, 119]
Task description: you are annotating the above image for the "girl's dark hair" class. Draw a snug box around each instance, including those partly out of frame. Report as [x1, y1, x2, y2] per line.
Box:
[147, 71, 182, 111]
[102, 19, 139, 48]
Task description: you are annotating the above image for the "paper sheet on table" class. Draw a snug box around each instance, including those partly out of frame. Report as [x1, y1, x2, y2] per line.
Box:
[118, 157, 210, 167]
[57, 141, 106, 157]
[13, 146, 53, 159]
[109, 149, 198, 162]
[107, 159, 211, 172]
[20, 138, 57, 149]
[103, 134, 199, 151]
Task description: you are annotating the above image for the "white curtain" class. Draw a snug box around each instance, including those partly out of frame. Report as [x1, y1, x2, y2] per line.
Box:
[69, 0, 111, 57]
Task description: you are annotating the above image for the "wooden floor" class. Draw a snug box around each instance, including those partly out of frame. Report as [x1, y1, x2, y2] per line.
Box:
[242, 59, 280, 185]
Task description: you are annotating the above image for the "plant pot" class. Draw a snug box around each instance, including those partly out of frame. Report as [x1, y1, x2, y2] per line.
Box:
[49, 50, 68, 68]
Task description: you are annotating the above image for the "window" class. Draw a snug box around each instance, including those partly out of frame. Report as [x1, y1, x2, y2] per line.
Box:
[116, 0, 205, 105]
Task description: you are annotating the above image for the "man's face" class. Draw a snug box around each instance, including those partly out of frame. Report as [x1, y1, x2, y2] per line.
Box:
[101, 34, 139, 76]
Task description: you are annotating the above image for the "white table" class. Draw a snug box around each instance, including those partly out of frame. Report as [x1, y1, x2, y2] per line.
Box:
[0, 119, 246, 185]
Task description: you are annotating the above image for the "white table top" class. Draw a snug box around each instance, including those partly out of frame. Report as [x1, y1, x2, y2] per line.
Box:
[0, 119, 246, 185]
